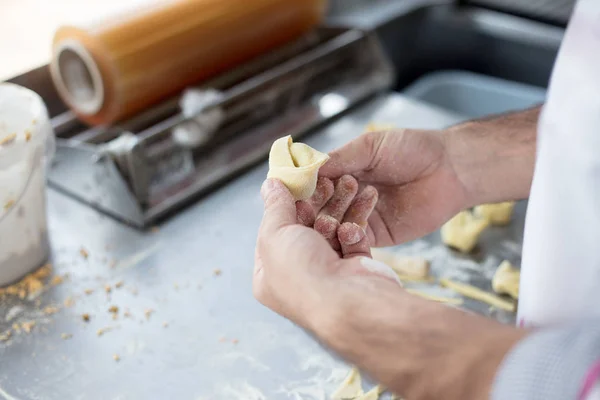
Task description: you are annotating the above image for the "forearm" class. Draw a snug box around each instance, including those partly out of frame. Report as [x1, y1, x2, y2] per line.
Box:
[316, 278, 526, 400]
[444, 105, 541, 207]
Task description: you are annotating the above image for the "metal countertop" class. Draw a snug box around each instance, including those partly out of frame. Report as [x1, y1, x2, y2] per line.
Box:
[0, 93, 523, 399]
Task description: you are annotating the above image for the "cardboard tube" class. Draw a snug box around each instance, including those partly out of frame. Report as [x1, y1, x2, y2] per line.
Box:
[51, 0, 326, 125]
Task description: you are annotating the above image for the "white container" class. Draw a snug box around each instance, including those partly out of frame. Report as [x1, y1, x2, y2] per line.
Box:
[0, 83, 55, 286]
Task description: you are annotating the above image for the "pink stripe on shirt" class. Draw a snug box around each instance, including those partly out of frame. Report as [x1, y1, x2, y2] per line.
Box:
[578, 360, 600, 400]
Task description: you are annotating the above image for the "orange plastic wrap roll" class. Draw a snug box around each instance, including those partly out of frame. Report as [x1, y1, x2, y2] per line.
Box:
[50, 0, 327, 125]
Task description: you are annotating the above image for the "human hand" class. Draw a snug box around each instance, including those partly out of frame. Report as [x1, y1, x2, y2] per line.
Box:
[254, 178, 527, 400]
[295, 174, 381, 257]
[320, 129, 470, 247]
[254, 178, 400, 329]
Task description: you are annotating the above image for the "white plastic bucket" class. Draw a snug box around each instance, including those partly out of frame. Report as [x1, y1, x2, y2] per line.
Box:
[0, 83, 55, 286]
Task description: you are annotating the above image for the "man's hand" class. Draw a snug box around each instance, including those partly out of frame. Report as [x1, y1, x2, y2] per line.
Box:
[254, 178, 528, 400]
[254, 178, 399, 328]
[320, 129, 469, 247]
[320, 107, 540, 247]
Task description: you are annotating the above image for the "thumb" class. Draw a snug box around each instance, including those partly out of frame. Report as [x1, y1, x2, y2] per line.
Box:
[260, 178, 297, 233]
[319, 131, 385, 178]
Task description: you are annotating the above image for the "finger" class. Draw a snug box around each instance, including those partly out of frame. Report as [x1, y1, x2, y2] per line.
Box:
[314, 214, 342, 253]
[296, 201, 315, 226]
[260, 179, 297, 234]
[308, 177, 335, 213]
[343, 185, 378, 229]
[338, 222, 370, 259]
[319, 132, 386, 178]
[319, 175, 359, 222]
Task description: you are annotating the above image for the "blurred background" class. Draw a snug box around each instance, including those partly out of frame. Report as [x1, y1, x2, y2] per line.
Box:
[0, 0, 576, 81]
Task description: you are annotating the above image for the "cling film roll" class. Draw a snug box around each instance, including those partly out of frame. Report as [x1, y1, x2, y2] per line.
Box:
[50, 0, 327, 125]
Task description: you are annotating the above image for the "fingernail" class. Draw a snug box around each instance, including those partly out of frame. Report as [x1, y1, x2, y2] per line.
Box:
[359, 257, 403, 286]
[340, 223, 364, 245]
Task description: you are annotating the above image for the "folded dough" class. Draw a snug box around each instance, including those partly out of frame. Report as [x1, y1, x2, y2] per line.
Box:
[441, 211, 489, 253]
[370, 248, 430, 279]
[492, 260, 520, 299]
[473, 202, 515, 226]
[267, 135, 329, 200]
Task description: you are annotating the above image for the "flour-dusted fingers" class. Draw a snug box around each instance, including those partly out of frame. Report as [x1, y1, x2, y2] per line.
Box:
[315, 175, 358, 253]
[296, 178, 335, 227]
[309, 177, 335, 214]
[296, 200, 315, 226]
[314, 214, 342, 254]
[318, 175, 359, 222]
[338, 222, 370, 259]
[343, 185, 378, 229]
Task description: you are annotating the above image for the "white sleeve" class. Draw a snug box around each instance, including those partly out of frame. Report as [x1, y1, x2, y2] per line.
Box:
[492, 321, 600, 400]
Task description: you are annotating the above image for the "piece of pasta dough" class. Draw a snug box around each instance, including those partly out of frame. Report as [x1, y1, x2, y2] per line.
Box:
[267, 135, 329, 200]
[406, 289, 464, 305]
[492, 260, 520, 299]
[440, 278, 516, 312]
[371, 249, 430, 279]
[474, 202, 516, 226]
[441, 211, 490, 253]
[331, 367, 363, 400]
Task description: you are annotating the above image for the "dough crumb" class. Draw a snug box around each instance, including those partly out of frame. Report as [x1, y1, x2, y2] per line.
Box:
[104, 284, 112, 293]
[115, 281, 124, 289]
[113, 354, 120, 362]
[21, 321, 35, 333]
[213, 269, 222, 276]
[441, 211, 489, 253]
[43, 306, 60, 315]
[50, 275, 65, 285]
[64, 296, 75, 308]
[82, 313, 91, 322]
[0, 263, 53, 299]
[61, 333, 73, 340]
[0, 133, 17, 146]
[492, 260, 520, 299]
[0, 331, 12, 341]
[80, 247, 89, 259]
[97, 327, 112, 337]
[4, 200, 15, 211]
[162, 322, 169, 328]
[144, 309, 154, 320]
[84, 288, 94, 295]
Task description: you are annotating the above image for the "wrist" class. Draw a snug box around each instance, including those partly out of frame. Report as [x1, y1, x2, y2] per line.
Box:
[442, 107, 539, 206]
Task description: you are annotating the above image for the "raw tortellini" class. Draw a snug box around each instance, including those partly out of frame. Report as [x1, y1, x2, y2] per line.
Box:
[267, 135, 329, 200]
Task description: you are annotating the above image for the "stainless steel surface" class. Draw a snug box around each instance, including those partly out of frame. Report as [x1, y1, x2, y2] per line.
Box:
[0, 93, 522, 399]
[47, 27, 394, 228]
